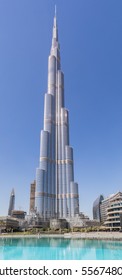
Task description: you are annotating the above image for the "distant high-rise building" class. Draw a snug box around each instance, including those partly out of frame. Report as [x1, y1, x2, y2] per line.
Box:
[29, 180, 36, 214]
[35, 11, 80, 219]
[8, 188, 15, 216]
[93, 195, 104, 221]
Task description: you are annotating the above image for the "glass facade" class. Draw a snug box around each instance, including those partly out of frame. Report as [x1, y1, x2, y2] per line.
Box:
[8, 189, 15, 216]
[93, 195, 104, 221]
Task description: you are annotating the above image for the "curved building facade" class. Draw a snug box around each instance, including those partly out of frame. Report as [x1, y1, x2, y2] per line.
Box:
[104, 192, 122, 229]
[93, 195, 104, 221]
[35, 13, 79, 219]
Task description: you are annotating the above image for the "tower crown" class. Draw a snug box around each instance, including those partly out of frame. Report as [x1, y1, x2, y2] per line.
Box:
[51, 8, 60, 55]
[11, 188, 15, 196]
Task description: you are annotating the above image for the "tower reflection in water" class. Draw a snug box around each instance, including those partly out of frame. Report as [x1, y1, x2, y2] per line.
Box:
[1, 238, 122, 260]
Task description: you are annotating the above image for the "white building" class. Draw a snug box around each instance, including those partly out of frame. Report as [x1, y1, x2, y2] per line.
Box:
[104, 192, 122, 230]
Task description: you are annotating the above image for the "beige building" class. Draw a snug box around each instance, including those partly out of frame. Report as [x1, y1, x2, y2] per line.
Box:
[0, 216, 19, 232]
[11, 210, 26, 219]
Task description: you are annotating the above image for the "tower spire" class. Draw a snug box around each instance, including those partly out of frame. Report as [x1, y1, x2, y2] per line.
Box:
[55, 5, 57, 18]
[51, 5, 60, 65]
[52, 6, 58, 41]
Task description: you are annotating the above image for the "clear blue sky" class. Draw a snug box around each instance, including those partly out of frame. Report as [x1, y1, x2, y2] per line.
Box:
[0, 0, 122, 218]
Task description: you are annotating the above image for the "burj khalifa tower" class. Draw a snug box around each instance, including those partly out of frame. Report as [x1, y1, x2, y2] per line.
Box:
[35, 11, 79, 219]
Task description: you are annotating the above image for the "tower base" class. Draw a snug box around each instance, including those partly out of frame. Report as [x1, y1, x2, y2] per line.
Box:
[50, 219, 68, 230]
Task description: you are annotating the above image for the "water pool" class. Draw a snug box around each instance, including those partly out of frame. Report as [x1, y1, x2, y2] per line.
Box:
[0, 237, 122, 260]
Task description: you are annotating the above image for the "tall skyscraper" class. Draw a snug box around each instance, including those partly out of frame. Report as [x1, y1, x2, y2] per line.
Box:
[8, 188, 15, 216]
[35, 11, 79, 219]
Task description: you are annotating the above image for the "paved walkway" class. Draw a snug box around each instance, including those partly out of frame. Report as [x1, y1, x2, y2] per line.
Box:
[1, 232, 122, 240]
[64, 231, 122, 240]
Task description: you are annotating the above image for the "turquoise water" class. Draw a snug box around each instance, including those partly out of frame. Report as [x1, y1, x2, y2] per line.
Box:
[0, 237, 122, 260]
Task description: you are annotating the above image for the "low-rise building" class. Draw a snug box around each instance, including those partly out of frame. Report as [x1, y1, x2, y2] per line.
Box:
[11, 210, 26, 219]
[0, 216, 19, 232]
